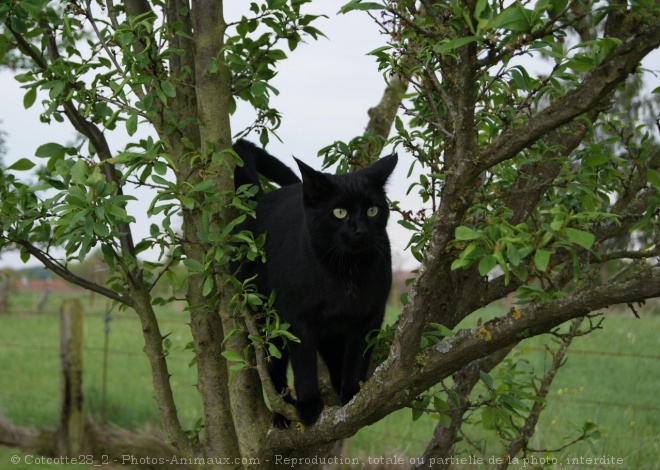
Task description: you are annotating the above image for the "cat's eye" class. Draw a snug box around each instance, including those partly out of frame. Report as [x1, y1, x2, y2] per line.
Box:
[333, 208, 348, 219]
[367, 206, 379, 217]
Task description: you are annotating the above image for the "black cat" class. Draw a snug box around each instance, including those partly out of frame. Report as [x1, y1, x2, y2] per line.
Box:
[233, 140, 397, 427]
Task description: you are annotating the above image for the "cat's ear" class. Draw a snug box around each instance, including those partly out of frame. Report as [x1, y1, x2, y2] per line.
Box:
[363, 153, 398, 187]
[294, 157, 333, 203]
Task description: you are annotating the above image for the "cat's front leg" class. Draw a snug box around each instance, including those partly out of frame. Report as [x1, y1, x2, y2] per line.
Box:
[289, 336, 324, 426]
[339, 325, 376, 405]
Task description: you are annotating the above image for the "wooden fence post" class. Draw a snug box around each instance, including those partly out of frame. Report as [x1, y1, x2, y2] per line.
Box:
[0, 277, 9, 313]
[59, 299, 84, 456]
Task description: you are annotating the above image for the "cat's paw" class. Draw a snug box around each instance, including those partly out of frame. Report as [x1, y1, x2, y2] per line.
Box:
[340, 384, 360, 405]
[295, 396, 324, 426]
[272, 412, 291, 429]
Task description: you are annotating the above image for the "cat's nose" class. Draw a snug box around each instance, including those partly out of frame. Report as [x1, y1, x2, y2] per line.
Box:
[354, 225, 368, 239]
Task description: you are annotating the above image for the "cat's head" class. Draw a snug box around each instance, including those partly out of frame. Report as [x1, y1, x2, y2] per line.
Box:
[294, 154, 398, 258]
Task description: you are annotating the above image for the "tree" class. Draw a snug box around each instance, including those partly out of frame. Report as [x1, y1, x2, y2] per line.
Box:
[0, 0, 659, 468]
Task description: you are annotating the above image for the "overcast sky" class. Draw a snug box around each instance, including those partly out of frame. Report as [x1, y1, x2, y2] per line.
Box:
[1, 2, 659, 272]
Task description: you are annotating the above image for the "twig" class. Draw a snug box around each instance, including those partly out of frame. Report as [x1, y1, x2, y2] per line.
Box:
[493, 317, 584, 469]
[105, 0, 120, 29]
[85, 0, 125, 75]
[240, 308, 296, 420]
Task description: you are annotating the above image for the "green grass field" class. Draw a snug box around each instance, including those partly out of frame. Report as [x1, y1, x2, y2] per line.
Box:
[1, 292, 659, 469]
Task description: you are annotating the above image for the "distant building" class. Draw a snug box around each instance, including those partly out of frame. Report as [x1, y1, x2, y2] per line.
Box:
[14, 278, 81, 293]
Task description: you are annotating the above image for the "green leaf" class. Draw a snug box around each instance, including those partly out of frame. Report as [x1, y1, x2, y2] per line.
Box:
[7, 158, 36, 171]
[534, 248, 551, 272]
[70, 160, 89, 185]
[35, 142, 66, 159]
[160, 80, 176, 98]
[478, 255, 497, 276]
[126, 113, 138, 136]
[479, 370, 494, 389]
[433, 36, 478, 53]
[474, 0, 489, 20]
[339, 0, 384, 14]
[367, 45, 392, 58]
[154, 160, 168, 176]
[221, 350, 245, 363]
[499, 393, 529, 412]
[648, 169, 660, 190]
[23, 87, 37, 109]
[481, 406, 497, 429]
[583, 153, 609, 167]
[93, 222, 110, 237]
[181, 196, 195, 210]
[20, 247, 31, 263]
[398, 220, 418, 231]
[455, 226, 482, 241]
[251, 81, 268, 97]
[183, 258, 204, 272]
[207, 58, 218, 74]
[429, 323, 454, 337]
[246, 293, 263, 307]
[411, 406, 423, 421]
[202, 276, 214, 297]
[488, 5, 531, 32]
[191, 180, 215, 193]
[507, 244, 521, 267]
[268, 342, 282, 359]
[451, 258, 473, 270]
[18, 0, 50, 18]
[10, 16, 28, 34]
[564, 228, 595, 250]
[48, 80, 65, 99]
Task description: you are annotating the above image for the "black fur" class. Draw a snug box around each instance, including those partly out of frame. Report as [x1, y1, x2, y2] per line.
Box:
[233, 139, 301, 193]
[233, 141, 397, 427]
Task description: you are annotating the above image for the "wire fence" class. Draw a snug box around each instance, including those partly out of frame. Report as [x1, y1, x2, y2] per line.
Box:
[1, 294, 659, 469]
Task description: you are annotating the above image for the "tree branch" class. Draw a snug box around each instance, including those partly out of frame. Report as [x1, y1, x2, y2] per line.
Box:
[85, 0, 124, 76]
[241, 309, 296, 420]
[129, 287, 195, 456]
[8, 237, 132, 307]
[267, 273, 660, 451]
[478, 22, 660, 171]
[10, 20, 141, 285]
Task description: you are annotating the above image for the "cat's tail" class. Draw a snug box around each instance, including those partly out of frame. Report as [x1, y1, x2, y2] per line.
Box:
[233, 139, 300, 193]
